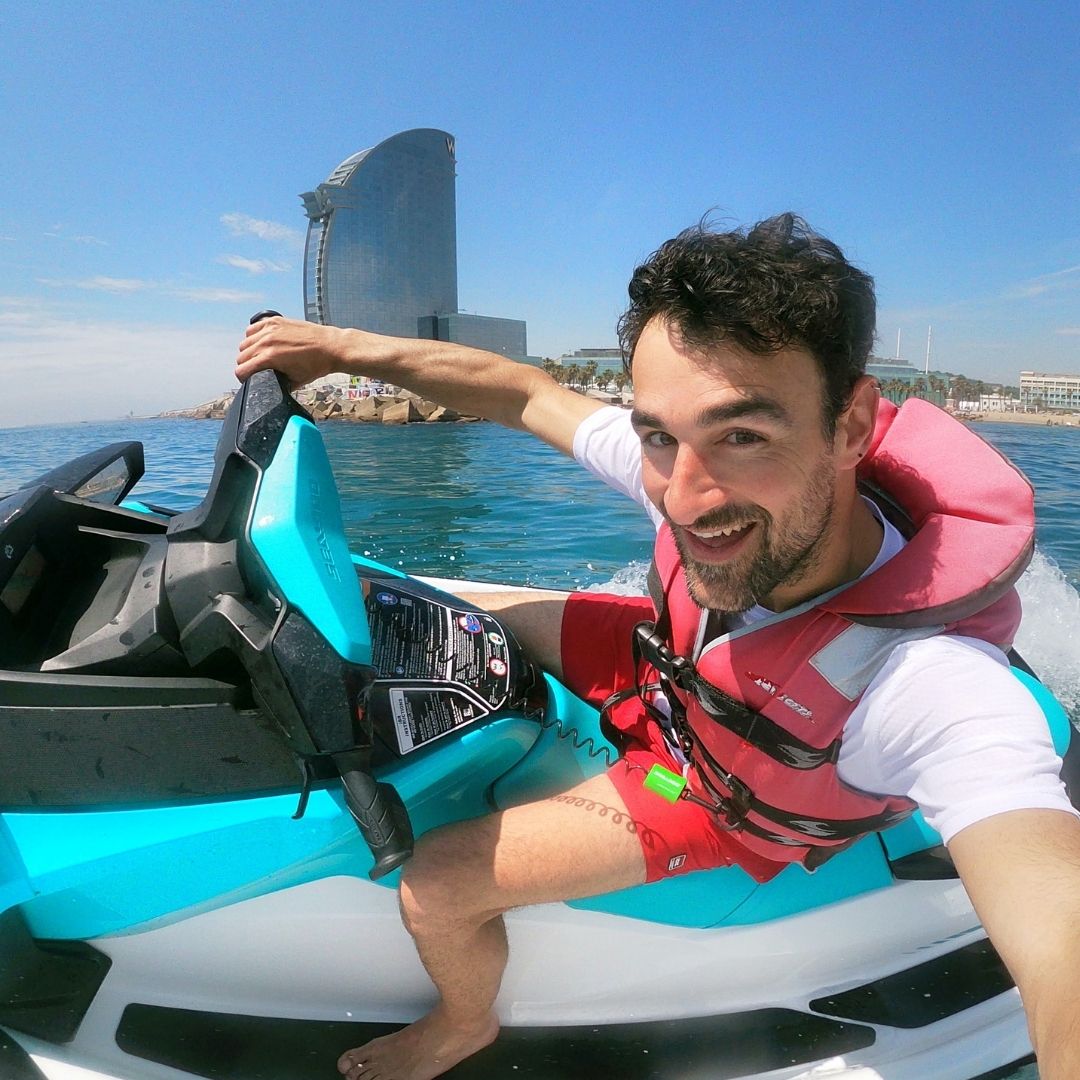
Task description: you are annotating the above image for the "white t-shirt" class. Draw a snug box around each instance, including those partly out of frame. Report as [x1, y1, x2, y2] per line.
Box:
[573, 405, 1075, 845]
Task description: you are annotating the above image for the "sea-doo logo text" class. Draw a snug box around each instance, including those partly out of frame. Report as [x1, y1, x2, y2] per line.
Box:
[309, 479, 340, 581]
[751, 674, 778, 695]
[748, 672, 813, 719]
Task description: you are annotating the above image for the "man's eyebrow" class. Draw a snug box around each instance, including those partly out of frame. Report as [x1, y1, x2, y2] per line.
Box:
[631, 397, 792, 430]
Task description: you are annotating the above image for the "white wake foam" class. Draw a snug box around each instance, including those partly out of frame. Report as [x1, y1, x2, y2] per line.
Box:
[582, 559, 651, 596]
[1015, 549, 1080, 717]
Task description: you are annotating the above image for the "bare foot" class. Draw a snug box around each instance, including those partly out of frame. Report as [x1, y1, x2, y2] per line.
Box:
[337, 1006, 499, 1080]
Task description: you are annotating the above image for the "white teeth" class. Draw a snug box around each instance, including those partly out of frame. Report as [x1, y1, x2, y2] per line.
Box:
[693, 523, 749, 539]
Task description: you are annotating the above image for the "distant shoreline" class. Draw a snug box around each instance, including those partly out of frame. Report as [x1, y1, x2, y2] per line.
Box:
[961, 411, 1080, 428]
[159, 391, 1080, 432]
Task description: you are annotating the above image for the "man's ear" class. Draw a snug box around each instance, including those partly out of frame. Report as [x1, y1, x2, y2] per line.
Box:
[836, 376, 879, 467]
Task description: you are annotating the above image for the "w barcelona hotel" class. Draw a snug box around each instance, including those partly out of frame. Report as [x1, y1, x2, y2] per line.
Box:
[300, 128, 531, 363]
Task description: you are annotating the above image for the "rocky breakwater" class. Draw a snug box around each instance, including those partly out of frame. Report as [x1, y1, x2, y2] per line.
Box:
[160, 392, 237, 420]
[163, 389, 481, 425]
[309, 390, 480, 425]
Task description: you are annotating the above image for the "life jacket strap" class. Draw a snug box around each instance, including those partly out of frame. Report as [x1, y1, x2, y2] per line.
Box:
[632, 622, 696, 691]
[631, 621, 841, 770]
[692, 740, 912, 840]
[597, 682, 662, 753]
[636, 567, 913, 851]
[631, 623, 696, 756]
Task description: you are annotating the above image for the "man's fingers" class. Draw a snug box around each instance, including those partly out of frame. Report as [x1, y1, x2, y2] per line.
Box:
[235, 316, 323, 388]
[234, 350, 268, 382]
[235, 320, 277, 379]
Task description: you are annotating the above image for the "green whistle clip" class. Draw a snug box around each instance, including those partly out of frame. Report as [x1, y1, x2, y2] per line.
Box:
[643, 764, 688, 804]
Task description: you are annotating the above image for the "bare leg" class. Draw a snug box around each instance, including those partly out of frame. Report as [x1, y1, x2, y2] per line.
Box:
[337, 771, 647, 1080]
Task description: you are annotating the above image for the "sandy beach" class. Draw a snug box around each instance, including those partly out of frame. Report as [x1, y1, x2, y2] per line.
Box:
[961, 411, 1080, 428]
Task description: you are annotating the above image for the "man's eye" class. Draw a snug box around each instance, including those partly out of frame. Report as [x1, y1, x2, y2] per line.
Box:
[642, 431, 675, 448]
[726, 430, 765, 446]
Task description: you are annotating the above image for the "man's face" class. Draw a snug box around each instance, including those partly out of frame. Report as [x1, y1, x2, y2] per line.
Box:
[631, 319, 849, 613]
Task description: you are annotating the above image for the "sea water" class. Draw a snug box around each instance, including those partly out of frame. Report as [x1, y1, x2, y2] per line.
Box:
[2, 416, 1077, 714]
[0, 416, 1075, 1079]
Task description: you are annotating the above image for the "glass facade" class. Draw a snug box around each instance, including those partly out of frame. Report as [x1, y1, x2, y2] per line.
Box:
[556, 347, 624, 376]
[300, 129, 458, 336]
[432, 313, 527, 360]
[867, 359, 921, 385]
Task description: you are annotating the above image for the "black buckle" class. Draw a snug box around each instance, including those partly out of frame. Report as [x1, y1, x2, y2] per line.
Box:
[632, 622, 696, 691]
[720, 772, 753, 825]
[630, 623, 695, 755]
[693, 764, 755, 829]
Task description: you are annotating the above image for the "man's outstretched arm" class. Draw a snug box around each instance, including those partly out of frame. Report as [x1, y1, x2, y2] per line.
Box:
[949, 808, 1080, 1078]
[455, 588, 569, 681]
[235, 316, 604, 457]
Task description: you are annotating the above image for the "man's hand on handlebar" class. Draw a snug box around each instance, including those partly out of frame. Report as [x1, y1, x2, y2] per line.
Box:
[235, 316, 375, 390]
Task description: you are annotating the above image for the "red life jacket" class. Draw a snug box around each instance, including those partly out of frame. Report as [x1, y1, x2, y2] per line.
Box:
[638, 398, 1035, 868]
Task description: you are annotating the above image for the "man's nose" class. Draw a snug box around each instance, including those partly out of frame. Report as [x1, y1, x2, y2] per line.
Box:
[663, 444, 728, 525]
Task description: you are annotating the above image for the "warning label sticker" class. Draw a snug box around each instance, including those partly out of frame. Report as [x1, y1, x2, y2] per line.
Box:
[363, 582, 521, 755]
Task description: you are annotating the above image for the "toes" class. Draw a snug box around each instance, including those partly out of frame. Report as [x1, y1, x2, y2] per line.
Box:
[337, 1050, 364, 1075]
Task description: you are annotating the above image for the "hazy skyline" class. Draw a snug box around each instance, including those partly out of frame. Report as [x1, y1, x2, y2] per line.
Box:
[1, 2, 1077, 428]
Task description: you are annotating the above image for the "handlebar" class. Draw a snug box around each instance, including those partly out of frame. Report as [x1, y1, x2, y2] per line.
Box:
[335, 751, 415, 880]
[163, 311, 416, 879]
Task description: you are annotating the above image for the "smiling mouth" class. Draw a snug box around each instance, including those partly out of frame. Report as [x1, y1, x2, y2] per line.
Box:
[682, 521, 758, 559]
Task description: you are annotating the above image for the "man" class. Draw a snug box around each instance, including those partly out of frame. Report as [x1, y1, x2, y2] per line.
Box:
[236, 215, 1080, 1080]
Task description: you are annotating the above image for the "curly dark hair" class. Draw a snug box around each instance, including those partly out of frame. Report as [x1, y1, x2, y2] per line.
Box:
[617, 213, 876, 432]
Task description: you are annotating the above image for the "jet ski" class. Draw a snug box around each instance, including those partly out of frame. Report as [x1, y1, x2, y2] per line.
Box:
[0, 364, 1072, 1080]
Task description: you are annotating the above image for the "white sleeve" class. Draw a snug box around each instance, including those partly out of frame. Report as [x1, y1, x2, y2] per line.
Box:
[837, 634, 1077, 845]
[572, 406, 664, 530]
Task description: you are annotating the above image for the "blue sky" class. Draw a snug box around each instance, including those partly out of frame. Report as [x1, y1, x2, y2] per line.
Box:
[1, 1, 1077, 427]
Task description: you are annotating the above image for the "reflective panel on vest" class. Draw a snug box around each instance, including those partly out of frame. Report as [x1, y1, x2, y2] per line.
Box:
[810, 623, 943, 700]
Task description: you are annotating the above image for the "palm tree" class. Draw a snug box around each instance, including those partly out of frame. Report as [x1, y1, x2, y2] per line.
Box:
[951, 376, 976, 409]
[881, 379, 907, 404]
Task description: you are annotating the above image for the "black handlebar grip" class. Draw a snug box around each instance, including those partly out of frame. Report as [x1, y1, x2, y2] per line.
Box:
[336, 758, 415, 880]
[244, 309, 295, 405]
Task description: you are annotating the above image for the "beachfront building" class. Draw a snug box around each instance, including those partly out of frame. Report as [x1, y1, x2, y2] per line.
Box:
[549, 348, 629, 401]
[866, 356, 923, 386]
[868, 356, 950, 408]
[1019, 371, 1080, 412]
[418, 312, 529, 361]
[300, 128, 529, 364]
[554, 348, 624, 379]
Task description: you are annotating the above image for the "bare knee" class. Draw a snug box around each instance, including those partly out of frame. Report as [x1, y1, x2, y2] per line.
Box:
[398, 820, 505, 938]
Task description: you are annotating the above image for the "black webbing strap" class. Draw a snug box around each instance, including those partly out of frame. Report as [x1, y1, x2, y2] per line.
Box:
[631, 621, 841, 770]
[646, 554, 665, 604]
[597, 683, 661, 753]
[692, 738, 912, 840]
